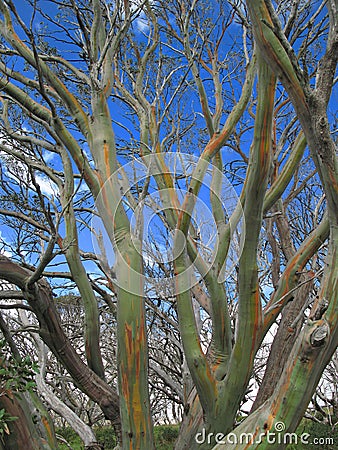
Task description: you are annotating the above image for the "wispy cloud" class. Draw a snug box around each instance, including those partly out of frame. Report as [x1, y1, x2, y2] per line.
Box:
[35, 174, 59, 197]
[42, 151, 56, 163]
[0, 230, 12, 258]
[136, 16, 149, 33]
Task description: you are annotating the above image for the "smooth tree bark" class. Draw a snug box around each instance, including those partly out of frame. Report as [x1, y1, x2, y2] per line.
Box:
[0, 312, 58, 450]
[0, 256, 121, 439]
[0, 394, 52, 450]
[251, 272, 315, 412]
[207, 2, 338, 448]
[0, 0, 153, 447]
[15, 309, 102, 450]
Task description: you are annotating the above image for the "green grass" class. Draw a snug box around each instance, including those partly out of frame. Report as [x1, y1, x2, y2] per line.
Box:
[56, 424, 179, 449]
[286, 419, 337, 450]
[154, 425, 179, 450]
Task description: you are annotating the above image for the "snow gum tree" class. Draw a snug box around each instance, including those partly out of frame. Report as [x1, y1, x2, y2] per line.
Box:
[0, 1, 336, 449]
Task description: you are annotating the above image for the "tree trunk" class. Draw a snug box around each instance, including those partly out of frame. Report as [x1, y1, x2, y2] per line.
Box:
[0, 256, 121, 441]
[18, 309, 101, 450]
[174, 388, 203, 450]
[0, 311, 58, 449]
[115, 247, 154, 450]
[0, 394, 51, 450]
[252, 273, 314, 411]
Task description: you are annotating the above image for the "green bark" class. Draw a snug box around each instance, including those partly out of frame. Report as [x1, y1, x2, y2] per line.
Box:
[208, 3, 338, 447]
[0, 256, 121, 433]
[116, 249, 154, 449]
[0, 314, 58, 449]
[0, 394, 53, 450]
[60, 149, 105, 379]
[210, 51, 275, 435]
[91, 91, 154, 448]
[172, 52, 276, 448]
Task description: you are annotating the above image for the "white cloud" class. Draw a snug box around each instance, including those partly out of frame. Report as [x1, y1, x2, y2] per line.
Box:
[0, 148, 59, 198]
[42, 151, 56, 163]
[136, 16, 149, 33]
[1, 249, 12, 258]
[35, 174, 59, 198]
[0, 231, 12, 258]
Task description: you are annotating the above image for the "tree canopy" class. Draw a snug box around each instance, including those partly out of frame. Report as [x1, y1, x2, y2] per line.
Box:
[0, 1, 337, 449]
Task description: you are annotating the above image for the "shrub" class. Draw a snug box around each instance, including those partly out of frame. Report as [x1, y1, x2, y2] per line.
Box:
[56, 424, 180, 449]
[154, 424, 179, 449]
[287, 419, 337, 450]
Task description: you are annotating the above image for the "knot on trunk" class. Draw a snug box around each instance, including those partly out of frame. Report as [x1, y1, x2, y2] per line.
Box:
[300, 320, 330, 363]
[310, 322, 329, 347]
